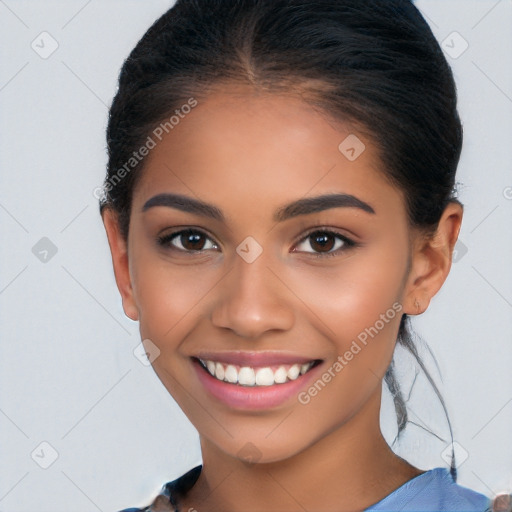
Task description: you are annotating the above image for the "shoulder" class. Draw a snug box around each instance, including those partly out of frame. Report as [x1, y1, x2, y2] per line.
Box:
[116, 495, 171, 512]
[116, 465, 202, 512]
[366, 467, 492, 512]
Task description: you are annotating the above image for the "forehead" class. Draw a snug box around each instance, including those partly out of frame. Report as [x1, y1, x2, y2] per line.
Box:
[132, 86, 404, 220]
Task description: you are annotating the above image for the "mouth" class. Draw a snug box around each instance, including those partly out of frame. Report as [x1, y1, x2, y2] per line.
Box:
[193, 356, 323, 387]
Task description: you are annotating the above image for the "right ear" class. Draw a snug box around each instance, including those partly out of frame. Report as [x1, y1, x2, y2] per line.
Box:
[101, 208, 139, 321]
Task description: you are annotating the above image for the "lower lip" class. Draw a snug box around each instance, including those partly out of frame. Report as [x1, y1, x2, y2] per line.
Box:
[192, 358, 323, 410]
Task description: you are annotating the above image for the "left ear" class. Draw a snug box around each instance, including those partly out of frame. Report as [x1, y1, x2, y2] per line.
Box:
[402, 201, 463, 315]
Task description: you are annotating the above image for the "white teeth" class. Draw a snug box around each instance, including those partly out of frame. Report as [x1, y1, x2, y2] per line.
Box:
[287, 365, 300, 380]
[274, 366, 288, 384]
[206, 360, 216, 375]
[199, 359, 316, 386]
[300, 363, 310, 375]
[224, 364, 238, 384]
[255, 367, 275, 386]
[215, 362, 225, 380]
[238, 367, 256, 386]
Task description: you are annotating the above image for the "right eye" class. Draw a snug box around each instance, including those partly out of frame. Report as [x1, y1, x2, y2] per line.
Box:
[157, 229, 219, 253]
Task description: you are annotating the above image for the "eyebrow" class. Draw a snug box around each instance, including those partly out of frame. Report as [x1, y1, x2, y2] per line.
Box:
[142, 192, 375, 222]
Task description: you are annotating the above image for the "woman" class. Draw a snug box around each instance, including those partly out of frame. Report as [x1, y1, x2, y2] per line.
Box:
[99, 0, 499, 510]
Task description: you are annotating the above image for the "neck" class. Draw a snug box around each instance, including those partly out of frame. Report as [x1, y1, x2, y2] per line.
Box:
[180, 387, 422, 512]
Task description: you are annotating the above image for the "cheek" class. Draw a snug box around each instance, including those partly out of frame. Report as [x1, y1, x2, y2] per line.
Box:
[286, 237, 408, 353]
[130, 248, 221, 342]
[283, 244, 408, 425]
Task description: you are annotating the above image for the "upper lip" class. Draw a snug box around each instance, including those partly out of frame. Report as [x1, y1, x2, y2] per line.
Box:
[193, 351, 321, 367]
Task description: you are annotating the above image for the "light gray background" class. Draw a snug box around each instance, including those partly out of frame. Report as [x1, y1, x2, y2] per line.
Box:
[0, 1, 511, 511]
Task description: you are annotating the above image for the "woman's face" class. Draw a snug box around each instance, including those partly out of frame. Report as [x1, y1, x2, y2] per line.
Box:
[118, 86, 417, 462]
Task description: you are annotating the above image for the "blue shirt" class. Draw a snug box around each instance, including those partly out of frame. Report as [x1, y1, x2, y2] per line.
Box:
[118, 465, 493, 512]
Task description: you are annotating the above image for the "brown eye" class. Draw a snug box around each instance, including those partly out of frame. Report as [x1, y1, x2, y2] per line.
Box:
[179, 230, 207, 250]
[158, 229, 218, 252]
[309, 232, 336, 252]
[293, 229, 355, 258]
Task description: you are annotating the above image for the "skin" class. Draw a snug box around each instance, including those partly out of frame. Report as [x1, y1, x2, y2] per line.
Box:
[102, 84, 463, 512]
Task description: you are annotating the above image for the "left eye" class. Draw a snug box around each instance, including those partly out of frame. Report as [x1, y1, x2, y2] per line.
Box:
[293, 230, 355, 257]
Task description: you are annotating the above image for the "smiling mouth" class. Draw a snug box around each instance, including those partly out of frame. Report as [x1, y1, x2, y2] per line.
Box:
[194, 357, 323, 387]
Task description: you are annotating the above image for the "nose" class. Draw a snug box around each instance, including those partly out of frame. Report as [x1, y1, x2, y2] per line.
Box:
[210, 250, 295, 339]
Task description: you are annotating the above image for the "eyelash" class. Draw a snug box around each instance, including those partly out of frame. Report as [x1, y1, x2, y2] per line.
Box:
[157, 227, 357, 259]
